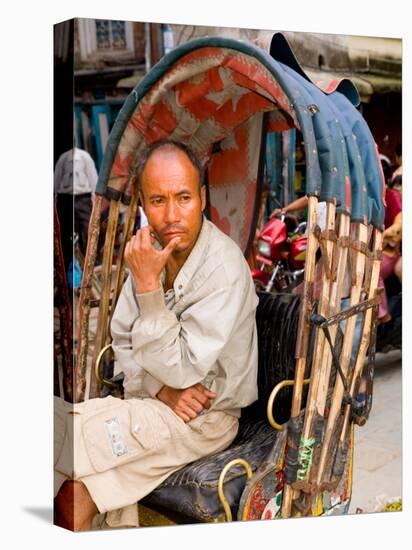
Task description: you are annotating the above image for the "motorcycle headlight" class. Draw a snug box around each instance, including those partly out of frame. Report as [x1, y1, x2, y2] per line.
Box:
[257, 239, 271, 257]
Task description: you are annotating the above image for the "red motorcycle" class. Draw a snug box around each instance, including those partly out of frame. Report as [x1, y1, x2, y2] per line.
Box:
[252, 213, 307, 293]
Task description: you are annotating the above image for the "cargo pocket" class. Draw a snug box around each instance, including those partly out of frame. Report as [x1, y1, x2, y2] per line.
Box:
[129, 400, 172, 450]
[82, 400, 171, 473]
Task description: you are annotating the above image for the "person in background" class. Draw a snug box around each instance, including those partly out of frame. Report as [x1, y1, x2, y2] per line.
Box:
[54, 142, 99, 271]
[379, 154, 392, 187]
[270, 195, 327, 232]
[391, 143, 402, 184]
[378, 171, 402, 322]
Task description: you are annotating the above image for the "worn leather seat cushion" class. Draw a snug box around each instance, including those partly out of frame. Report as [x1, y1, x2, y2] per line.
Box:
[142, 292, 309, 522]
[141, 419, 278, 521]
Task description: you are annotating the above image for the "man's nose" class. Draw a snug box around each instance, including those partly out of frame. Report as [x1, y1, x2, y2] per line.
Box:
[164, 200, 180, 223]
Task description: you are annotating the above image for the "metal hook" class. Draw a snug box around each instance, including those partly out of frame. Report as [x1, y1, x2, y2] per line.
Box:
[218, 459, 253, 521]
[94, 343, 118, 389]
[267, 379, 310, 431]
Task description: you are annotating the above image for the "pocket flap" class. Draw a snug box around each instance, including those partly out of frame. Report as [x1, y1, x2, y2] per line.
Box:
[129, 400, 171, 449]
[83, 402, 146, 473]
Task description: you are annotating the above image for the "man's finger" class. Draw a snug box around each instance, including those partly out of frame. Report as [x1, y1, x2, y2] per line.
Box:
[140, 226, 154, 248]
[162, 236, 181, 258]
[202, 389, 217, 399]
[190, 388, 210, 405]
[131, 231, 142, 250]
[184, 397, 203, 413]
[193, 384, 217, 399]
[181, 395, 203, 414]
[147, 226, 161, 246]
[179, 404, 198, 420]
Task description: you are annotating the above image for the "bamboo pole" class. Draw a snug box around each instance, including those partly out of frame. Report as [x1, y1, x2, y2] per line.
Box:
[108, 192, 139, 329]
[332, 229, 383, 474]
[314, 213, 351, 414]
[313, 222, 368, 486]
[281, 195, 319, 518]
[291, 202, 336, 490]
[298, 213, 351, 512]
[54, 346, 61, 398]
[53, 201, 73, 401]
[75, 194, 103, 403]
[88, 199, 121, 399]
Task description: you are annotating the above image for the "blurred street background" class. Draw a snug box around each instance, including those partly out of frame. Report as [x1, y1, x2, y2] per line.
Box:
[350, 350, 402, 514]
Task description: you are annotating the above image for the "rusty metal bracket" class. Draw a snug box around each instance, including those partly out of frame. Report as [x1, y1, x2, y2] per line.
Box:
[367, 249, 383, 261]
[351, 240, 368, 255]
[338, 236, 351, 248]
[311, 295, 380, 328]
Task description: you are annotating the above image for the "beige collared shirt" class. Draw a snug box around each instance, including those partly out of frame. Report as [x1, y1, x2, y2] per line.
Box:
[110, 218, 258, 418]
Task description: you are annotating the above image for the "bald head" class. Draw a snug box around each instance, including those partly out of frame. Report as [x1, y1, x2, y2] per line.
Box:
[135, 140, 204, 194]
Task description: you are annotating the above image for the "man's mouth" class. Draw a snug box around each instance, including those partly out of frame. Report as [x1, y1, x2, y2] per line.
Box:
[163, 228, 186, 238]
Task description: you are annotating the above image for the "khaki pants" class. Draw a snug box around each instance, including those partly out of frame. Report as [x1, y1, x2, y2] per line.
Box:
[54, 396, 238, 528]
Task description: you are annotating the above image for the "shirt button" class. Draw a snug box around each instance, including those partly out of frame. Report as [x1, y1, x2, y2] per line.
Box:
[133, 424, 140, 433]
[178, 284, 183, 289]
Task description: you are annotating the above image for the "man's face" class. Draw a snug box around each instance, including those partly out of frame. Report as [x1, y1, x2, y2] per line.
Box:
[140, 147, 206, 257]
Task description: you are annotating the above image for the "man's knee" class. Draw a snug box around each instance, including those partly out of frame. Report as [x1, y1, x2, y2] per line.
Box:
[54, 480, 98, 531]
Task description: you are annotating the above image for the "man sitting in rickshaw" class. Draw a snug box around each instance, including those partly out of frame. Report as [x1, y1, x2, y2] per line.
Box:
[54, 140, 259, 531]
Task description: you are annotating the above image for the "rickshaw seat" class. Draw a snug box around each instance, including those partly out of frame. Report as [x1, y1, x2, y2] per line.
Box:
[140, 292, 307, 522]
[140, 419, 278, 522]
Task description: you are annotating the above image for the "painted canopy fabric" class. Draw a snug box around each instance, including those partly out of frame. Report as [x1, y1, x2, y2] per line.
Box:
[269, 32, 385, 227]
[98, 42, 301, 251]
[96, 35, 385, 252]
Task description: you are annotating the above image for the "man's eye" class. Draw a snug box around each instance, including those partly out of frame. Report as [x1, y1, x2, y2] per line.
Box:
[151, 198, 163, 205]
[180, 195, 191, 202]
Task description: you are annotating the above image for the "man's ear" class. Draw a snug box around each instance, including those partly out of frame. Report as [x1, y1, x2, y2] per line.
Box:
[200, 185, 206, 212]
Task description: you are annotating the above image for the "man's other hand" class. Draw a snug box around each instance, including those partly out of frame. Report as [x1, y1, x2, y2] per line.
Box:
[156, 383, 217, 422]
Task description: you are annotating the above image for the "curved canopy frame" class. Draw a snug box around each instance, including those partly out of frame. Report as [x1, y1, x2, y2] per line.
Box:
[94, 36, 333, 254]
[94, 36, 384, 250]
